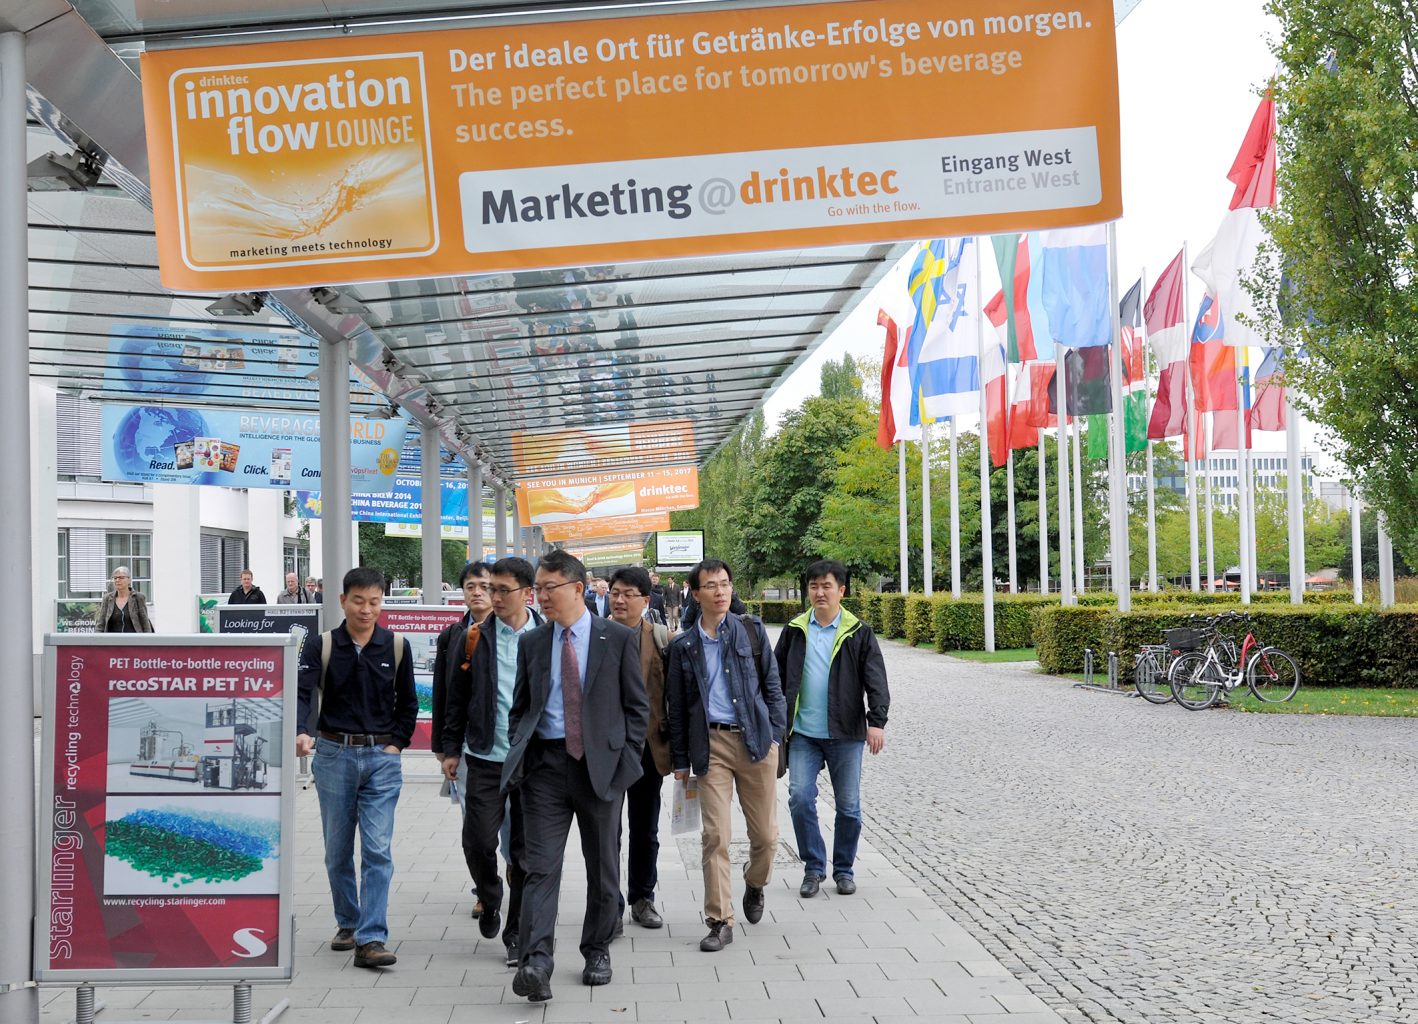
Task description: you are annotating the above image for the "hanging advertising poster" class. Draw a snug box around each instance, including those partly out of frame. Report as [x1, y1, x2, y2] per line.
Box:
[541, 513, 671, 543]
[377, 605, 469, 750]
[511, 420, 697, 478]
[140, 0, 1121, 291]
[37, 634, 298, 982]
[516, 466, 699, 525]
[100, 403, 407, 492]
[296, 477, 491, 531]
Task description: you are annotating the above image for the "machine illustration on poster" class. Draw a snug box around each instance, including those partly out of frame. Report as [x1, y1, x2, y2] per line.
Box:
[37, 634, 297, 982]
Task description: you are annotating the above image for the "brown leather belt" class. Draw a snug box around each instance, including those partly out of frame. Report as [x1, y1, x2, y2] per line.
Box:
[320, 730, 395, 746]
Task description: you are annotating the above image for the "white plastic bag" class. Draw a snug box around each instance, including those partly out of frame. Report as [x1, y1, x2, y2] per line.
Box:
[670, 776, 702, 835]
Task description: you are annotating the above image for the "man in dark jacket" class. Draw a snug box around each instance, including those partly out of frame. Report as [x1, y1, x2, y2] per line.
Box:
[667, 559, 785, 954]
[443, 557, 541, 966]
[773, 559, 889, 899]
[297, 567, 418, 968]
[227, 569, 266, 604]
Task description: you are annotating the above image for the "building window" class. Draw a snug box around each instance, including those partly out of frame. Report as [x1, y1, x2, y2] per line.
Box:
[201, 532, 249, 593]
[283, 541, 310, 584]
[59, 529, 153, 597]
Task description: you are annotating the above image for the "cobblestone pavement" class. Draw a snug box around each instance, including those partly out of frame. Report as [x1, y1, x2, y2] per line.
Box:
[854, 636, 1418, 1024]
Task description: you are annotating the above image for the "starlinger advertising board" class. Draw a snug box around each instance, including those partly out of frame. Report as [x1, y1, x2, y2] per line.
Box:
[100, 403, 407, 492]
[38, 634, 298, 982]
[654, 530, 705, 565]
[378, 606, 471, 750]
[139, 0, 1121, 291]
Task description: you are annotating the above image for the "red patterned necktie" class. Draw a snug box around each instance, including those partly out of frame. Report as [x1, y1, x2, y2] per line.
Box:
[562, 627, 584, 760]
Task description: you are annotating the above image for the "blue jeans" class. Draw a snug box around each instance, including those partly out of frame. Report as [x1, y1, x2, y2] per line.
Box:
[313, 737, 403, 945]
[787, 735, 864, 880]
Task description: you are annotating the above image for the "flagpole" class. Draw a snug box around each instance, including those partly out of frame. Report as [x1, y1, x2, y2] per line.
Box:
[950, 416, 961, 598]
[921, 423, 934, 597]
[1182, 241, 1200, 592]
[1204, 416, 1216, 593]
[1006, 450, 1018, 593]
[1071, 413, 1085, 594]
[1038, 433, 1049, 594]
[1055, 348, 1075, 606]
[1378, 514, 1396, 609]
[1284, 385, 1305, 604]
[1140, 264, 1157, 592]
[1235, 351, 1252, 604]
[975, 240, 995, 650]
[1350, 488, 1363, 605]
[898, 440, 909, 594]
[1244, 350, 1260, 591]
[1106, 224, 1131, 610]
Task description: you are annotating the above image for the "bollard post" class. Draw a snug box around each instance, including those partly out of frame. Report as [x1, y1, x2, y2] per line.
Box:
[233, 983, 252, 1024]
[75, 986, 96, 1024]
[1108, 651, 1119, 690]
[1082, 648, 1093, 686]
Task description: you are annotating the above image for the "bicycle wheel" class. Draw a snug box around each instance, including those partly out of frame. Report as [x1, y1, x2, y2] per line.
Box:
[1134, 650, 1172, 704]
[1169, 652, 1223, 710]
[1247, 647, 1300, 703]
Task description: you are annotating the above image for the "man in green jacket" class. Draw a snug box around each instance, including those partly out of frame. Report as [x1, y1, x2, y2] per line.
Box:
[773, 559, 889, 898]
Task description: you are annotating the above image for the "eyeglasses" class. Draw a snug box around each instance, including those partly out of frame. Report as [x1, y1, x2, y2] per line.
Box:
[462, 582, 492, 594]
[532, 579, 579, 597]
[489, 585, 527, 597]
[696, 581, 732, 593]
[609, 589, 645, 601]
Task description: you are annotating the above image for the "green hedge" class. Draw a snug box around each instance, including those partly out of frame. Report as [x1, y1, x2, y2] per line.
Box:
[931, 594, 1056, 652]
[878, 593, 908, 638]
[754, 600, 799, 624]
[904, 595, 939, 646]
[1036, 603, 1418, 687]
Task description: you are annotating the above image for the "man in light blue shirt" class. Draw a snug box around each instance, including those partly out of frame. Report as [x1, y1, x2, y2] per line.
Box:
[442, 557, 541, 966]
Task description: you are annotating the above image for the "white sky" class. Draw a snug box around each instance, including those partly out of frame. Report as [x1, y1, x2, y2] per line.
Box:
[762, 0, 1310, 455]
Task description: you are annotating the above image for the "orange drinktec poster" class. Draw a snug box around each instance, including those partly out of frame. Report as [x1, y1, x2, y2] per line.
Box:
[141, 0, 1122, 291]
[516, 467, 699, 525]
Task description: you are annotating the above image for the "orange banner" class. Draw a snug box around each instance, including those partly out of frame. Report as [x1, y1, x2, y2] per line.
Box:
[511, 420, 696, 478]
[541, 513, 672, 543]
[140, 0, 1120, 291]
[516, 466, 698, 525]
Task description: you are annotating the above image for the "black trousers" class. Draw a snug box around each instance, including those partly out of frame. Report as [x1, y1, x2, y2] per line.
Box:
[462, 754, 523, 947]
[517, 739, 623, 971]
[624, 746, 664, 905]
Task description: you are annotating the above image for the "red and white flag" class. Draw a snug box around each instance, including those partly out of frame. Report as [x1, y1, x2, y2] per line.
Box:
[1144, 250, 1188, 439]
[876, 310, 921, 448]
[983, 290, 1010, 467]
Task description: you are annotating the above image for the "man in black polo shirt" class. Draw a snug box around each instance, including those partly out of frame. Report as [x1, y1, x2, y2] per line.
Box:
[297, 567, 417, 968]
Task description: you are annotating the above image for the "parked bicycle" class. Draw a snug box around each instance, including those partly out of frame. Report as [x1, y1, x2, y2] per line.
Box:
[1133, 643, 1175, 704]
[1166, 612, 1301, 710]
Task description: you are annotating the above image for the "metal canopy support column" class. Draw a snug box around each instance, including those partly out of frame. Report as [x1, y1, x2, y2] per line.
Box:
[511, 499, 523, 560]
[468, 463, 484, 564]
[421, 423, 442, 604]
[0, 29, 38, 1024]
[494, 484, 508, 559]
[319, 335, 352, 626]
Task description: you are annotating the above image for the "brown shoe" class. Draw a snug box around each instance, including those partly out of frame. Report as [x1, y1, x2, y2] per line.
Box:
[699, 920, 734, 952]
[330, 928, 356, 951]
[353, 941, 397, 968]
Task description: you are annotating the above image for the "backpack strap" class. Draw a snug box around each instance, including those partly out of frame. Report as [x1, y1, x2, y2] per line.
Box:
[319, 630, 333, 690]
[743, 615, 766, 687]
[460, 622, 482, 670]
[393, 632, 405, 674]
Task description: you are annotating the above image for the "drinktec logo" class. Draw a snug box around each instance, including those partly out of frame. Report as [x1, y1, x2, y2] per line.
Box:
[478, 162, 902, 225]
[232, 927, 269, 958]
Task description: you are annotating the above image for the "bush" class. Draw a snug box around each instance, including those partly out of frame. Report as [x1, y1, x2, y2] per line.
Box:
[1036, 601, 1418, 687]
[755, 600, 799, 625]
[904, 595, 940, 646]
[926, 594, 1056, 652]
[1035, 605, 1114, 673]
[878, 593, 908, 638]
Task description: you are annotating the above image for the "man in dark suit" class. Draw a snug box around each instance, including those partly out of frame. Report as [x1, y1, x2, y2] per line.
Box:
[502, 550, 649, 1003]
[584, 577, 611, 618]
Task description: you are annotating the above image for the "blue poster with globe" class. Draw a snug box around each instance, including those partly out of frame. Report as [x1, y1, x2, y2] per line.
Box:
[294, 477, 470, 526]
[101, 404, 407, 492]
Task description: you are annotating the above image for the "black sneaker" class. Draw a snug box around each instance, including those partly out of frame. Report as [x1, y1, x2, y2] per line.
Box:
[612, 915, 624, 939]
[330, 928, 356, 951]
[699, 920, 734, 952]
[353, 941, 397, 968]
[504, 940, 519, 967]
[512, 963, 553, 1001]
[479, 905, 502, 940]
[743, 884, 765, 924]
[582, 952, 612, 986]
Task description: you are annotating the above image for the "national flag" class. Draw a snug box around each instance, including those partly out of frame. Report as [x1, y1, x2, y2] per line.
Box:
[1248, 347, 1286, 432]
[1211, 348, 1253, 451]
[910, 237, 981, 424]
[1192, 207, 1267, 348]
[1014, 362, 1058, 437]
[1087, 280, 1148, 459]
[906, 239, 954, 359]
[1144, 250, 1189, 439]
[1228, 93, 1277, 211]
[983, 290, 1010, 467]
[989, 234, 1055, 362]
[1038, 226, 1111, 349]
[1065, 347, 1112, 416]
[889, 323, 921, 444]
[876, 310, 901, 449]
[1190, 293, 1238, 413]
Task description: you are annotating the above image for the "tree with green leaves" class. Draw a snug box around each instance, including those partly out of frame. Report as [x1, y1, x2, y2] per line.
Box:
[357, 523, 470, 592]
[669, 411, 764, 572]
[1263, 0, 1418, 567]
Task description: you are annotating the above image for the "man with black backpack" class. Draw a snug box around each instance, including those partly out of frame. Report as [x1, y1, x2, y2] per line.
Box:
[607, 567, 671, 930]
[667, 559, 785, 953]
